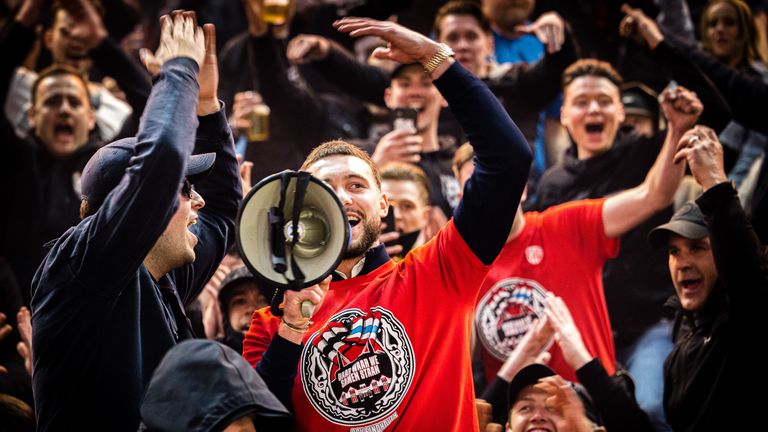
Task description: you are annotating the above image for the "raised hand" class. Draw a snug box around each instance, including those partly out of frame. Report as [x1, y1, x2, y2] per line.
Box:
[334, 17, 453, 77]
[534, 375, 593, 432]
[141, 12, 206, 73]
[371, 129, 422, 166]
[515, 12, 565, 54]
[497, 316, 554, 381]
[673, 126, 728, 190]
[16, 0, 46, 27]
[659, 82, 703, 134]
[544, 295, 593, 371]
[196, 23, 220, 116]
[287, 34, 331, 64]
[0, 312, 12, 374]
[232, 91, 265, 132]
[17, 307, 33, 376]
[619, 3, 664, 50]
[58, 0, 108, 51]
[243, 0, 296, 38]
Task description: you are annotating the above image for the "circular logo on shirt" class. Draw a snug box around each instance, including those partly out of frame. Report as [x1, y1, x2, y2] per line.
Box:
[474, 278, 549, 360]
[301, 307, 415, 426]
[525, 245, 544, 265]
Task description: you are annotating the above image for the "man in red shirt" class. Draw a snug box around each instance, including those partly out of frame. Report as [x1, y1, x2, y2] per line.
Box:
[244, 18, 532, 431]
[452, 71, 705, 384]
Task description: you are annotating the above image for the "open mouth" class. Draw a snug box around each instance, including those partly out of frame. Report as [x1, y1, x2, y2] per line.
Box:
[407, 103, 425, 114]
[53, 124, 75, 141]
[585, 122, 604, 134]
[680, 278, 702, 291]
[347, 213, 361, 227]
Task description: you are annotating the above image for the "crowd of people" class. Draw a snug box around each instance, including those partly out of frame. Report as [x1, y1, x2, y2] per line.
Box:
[0, 0, 766, 431]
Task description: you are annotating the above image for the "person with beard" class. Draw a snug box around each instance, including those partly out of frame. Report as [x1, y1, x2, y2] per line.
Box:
[243, 17, 531, 431]
[216, 266, 269, 354]
[30, 13, 241, 431]
[647, 127, 768, 431]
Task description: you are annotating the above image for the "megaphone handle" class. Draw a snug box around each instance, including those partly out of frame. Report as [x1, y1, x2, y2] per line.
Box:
[301, 300, 315, 319]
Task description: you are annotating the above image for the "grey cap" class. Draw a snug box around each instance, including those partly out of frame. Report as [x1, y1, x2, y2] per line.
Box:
[648, 202, 709, 248]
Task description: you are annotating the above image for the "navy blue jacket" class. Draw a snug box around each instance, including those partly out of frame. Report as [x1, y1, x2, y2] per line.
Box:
[30, 58, 241, 431]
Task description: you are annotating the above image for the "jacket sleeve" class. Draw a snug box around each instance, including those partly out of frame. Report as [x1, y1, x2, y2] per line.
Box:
[89, 37, 153, 138]
[488, 27, 578, 114]
[438, 63, 532, 264]
[72, 58, 200, 294]
[696, 182, 768, 313]
[687, 46, 768, 134]
[171, 106, 242, 305]
[312, 41, 390, 106]
[652, 38, 731, 133]
[575, 359, 655, 432]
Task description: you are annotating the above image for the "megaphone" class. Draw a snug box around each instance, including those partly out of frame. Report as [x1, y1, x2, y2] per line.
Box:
[236, 171, 349, 318]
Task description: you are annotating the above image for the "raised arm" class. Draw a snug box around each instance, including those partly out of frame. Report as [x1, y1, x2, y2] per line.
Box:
[620, 4, 731, 133]
[676, 128, 768, 312]
[171, 26, 242, 304]
[288, 34, 390, 106]
[335, 17, 532, 264]
[602, 84, 700, 238]
[75, 13, 206, 292]
[58, 0, 153, 138]
[488, 22, 579, 115]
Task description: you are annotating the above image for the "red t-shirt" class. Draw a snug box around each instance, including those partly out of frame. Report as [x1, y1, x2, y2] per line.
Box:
[245, 221, 488, 431]
[475, 199, 619, 383]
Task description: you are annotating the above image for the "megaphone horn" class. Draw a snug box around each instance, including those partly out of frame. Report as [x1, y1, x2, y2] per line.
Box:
[236, 170, 350, 318]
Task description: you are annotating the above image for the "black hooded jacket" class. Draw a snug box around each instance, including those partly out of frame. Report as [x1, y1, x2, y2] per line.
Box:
[139, 339, 291, 431]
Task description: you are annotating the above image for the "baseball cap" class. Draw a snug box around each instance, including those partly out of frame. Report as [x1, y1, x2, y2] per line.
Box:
[648, 202, 709, 248]
[80, 137, 215, 210]
[622, 82, 659, 120]
[507, 364, 600, 423]
[218, 266, 276, 313]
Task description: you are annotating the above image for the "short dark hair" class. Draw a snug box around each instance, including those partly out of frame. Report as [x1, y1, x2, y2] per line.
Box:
[562, 59, 623, 90]
[30, 65, 91, 108]
[380, 162, 430, 205]
[434, 1, 492, 39]
[300, 140, 381, 189]
[50, 0, 105, 25]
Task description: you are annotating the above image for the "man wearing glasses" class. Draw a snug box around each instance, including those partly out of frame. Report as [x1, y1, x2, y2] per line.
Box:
[29, 13, 241, 432]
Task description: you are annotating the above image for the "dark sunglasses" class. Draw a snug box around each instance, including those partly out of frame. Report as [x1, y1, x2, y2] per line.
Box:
[181, 178, 193, 199]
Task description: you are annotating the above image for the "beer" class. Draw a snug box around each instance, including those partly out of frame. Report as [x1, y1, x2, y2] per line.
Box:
[246, 104, 270, 142]
[263, 0, 290, 25]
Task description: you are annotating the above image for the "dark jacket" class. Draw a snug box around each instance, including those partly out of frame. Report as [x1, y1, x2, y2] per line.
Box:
[663, 183, 768, 431]
[0, 20, 151, 304]
[139, 339, 291, 432]
[30, 59, 241, 431]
